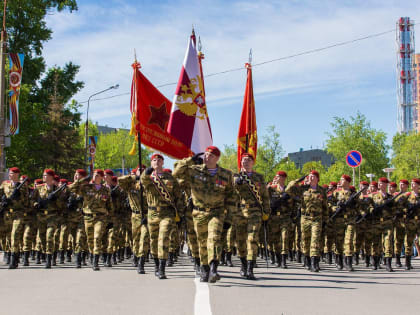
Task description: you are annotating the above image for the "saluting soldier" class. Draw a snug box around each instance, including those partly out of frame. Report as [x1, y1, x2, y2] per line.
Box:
[173, 146, 236, 283]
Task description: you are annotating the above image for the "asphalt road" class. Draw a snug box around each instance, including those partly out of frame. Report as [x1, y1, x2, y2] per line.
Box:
[1, 253, 419, 315]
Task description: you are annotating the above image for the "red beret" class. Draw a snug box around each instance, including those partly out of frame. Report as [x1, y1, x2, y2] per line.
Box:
[310, 170, 319, 179]
[276, 171, 287, 177]
[59, 179, 68, 184]
[111, 176, 118, 183]
[205, 146, 221, 157]
[20, 175, 28, 180]
[241, 152, 254, 161]
[76, 169, 87, 177]
[67, 181, 73, 185]
[104, 169, 114, 176]
[94, 169, 104, 177]
[9, 167, 20, 174]
[389, 182, 397, 188]
[53, 175, 60, 182]
[370, 181, 378, 187]
[341, 174, 352, 183]
[330, 181, 337, 187]
[379, 177, 389, 184]
[360, 181, 369, 186]
[34, 179, 43, 185]
[412, 178, 420, 185]
[151, 153, 164, 161]
[399, 179, 409, 185]
[130, 169, 136, 175]
[322, 184, 328, 188]
[43, 169, 55, 176]
[350, 185, 356, 191]
[163, 168, 172, 173]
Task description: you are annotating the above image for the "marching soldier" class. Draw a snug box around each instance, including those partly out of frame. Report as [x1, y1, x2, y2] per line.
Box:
[68, 169, 112, 271]
[324, 181, 337, 265]
[393, 179, 409, 268]
[354, 180, 369, 266]
[141, 153, 184, 279]
[233, 153, 270, 280]
[286, 171, 327, 272]
[173, 146, 236, 283]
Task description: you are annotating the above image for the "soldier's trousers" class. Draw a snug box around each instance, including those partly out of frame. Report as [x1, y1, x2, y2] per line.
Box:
[37, 214, 60, 255]
[10, 213, 33, 253]
[1, 214, 13, 252]
[394, 221, 405, 256]
[59, 220, 78, 251]
[354, 225, 366, 254]
[236, 213, 262, 261]
[268, 215, 291, 254]
[288, 222, 296, 252]
[365, 224, 382, 256]
[169, 222, 178, 253]
[404, 220, 419, 256]
[226, 222, 236, 253]
[193, 209, 224, 265]
[131, 213, 149, 257]
[148, 210, 173, 260]
[381, 221, 394, 258]
[84, 214, 106, 255]
[301, 216, 322, 257]
[323, 224, 335, 253]
[185, 210, 199, 257]
[294, 223, 301, 252]
[334, 222, 355, 256]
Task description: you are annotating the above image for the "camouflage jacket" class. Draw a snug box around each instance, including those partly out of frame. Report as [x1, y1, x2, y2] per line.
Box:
[368, 191, 396, 224]
[0, 180, 30, 212]
[118, 175, 147, 215]
[68, 180, 112, 216]
[396, 191, 420, 222]
[173, 157, 237, 221]
[329, 188, 359, 223]
[286, 179, 328, 221]
[106, 184, 124, 217]
[267, 184, 294, 219]
[233, 171, 270, 217]
[32, 184, 63, 214]
[141, 170, 185, 217]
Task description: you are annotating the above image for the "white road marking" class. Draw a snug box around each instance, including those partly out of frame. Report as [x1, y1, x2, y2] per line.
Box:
[194, 277, 212, 315]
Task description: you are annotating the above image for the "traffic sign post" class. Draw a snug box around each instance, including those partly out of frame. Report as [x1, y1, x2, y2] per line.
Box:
[346, 151, 363, 186]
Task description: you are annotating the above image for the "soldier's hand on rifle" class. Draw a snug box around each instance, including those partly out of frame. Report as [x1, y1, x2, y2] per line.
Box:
[145, 167, 154, 175]
[191, 152, 204, 164]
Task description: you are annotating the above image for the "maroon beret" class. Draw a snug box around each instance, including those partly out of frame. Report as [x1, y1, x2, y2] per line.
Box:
[44, 169, 55, 176]
[151, 153, 164, 161]
[399, 179, 409, 185]
[370, 181, 378, 187]
[341, 174, 352, 183]
[389, 182, 397, 188]
[94, 169, 104, 177]
[9, 167, 20, 174]
[276, 171, 287, 177]
[76, 169, 87, 177]
[241, 152, 254, 161]
[360, 181, 369, 186]
[412, 178, 420, 185]
[329, 181, 337, 187]
[310, 170, 319, 179]
[163, 168, 172, 173]
[379, 177, 389, 184]
[111, 176, 118, 183]
[104, 169, 114, 176]
[205, 146, 220, 157]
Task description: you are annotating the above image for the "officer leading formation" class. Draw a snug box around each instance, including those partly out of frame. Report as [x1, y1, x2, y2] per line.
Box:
[1, 146, 419, 282]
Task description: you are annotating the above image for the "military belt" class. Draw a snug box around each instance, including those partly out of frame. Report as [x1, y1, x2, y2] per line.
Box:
[194, 206, 223, 212]
[148, 206, 174, 211]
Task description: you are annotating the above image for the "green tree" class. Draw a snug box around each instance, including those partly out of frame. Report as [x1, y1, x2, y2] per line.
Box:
[273, 160, 302, 185]
[325, 112, 389, 180]
[391, 132, 420, 180]
[219, 144, 237, 171]
[301, 161, 327, 184]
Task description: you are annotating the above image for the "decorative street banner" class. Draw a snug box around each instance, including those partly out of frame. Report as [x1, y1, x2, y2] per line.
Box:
[89, 136, 97, 174]
[8, 53, 24, 135]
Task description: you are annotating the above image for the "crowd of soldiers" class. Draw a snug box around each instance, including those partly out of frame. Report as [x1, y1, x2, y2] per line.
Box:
[0, 146, 419, 283]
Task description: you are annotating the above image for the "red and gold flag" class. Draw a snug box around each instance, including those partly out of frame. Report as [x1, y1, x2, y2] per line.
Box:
[237, 62, 257, 169]
[129, 61, 192, 159]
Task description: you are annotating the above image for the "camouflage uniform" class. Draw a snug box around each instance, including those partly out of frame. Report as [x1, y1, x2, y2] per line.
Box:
[173, 157, 236, 282]
[0, 180, 31, 267]
[393, 192, 407, 263]
[286, 180, 328, 271]
[323, 190, 335, 262]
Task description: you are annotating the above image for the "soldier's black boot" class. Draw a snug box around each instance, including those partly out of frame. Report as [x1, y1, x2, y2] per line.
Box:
[288, 250, 293, 261]
[101, 253, 107, 263]
[125, 246, 131, 259]
[354, 253, 359, 265]
[52, 252, 57, 266]
[226, 252, 233, 267]
[36, 251, 41, 264]
[220, 250, 226, 266]
[117, 248, 123, 263]
[365, 255, 370, 267]
[76, 252, 82, 268]
[41, 253, 46, 263]
[275, 253, 282, 267]
[105, 253, 112, 267]
[92, 254, 100, 271]
[310, 256, 318, 272]
[194, 257, 201, 275]
[239, 257, 247, 278]
[396, 255, 402, 268]
[232, 247, 237, 256]
[112, 252, 118, 265]
[259, 247, 264, 259]
[270, 250, 275, 265]
[31, 250, 36, 260]
[327, 252, 333, 265]
[305, 256, 311, 270]
[336, 255, 343, 270]
[345, 256, 354, 272]
[8, 252, 17, 269]
[3, 251, 8, 263]
[200, 265, 210, 282]
[82, 252, 87, 266]
[146, 250, 150, 262]
[372, 256, 378, 270]
[209, 260, 218, 283]
[158, 259, 167, 279]
[246, 260, 256, 280]
[45, 254, 52, 269]
[59, 250, 65, 264]
[132, 256, 139, 267]
[297, 251, 302, 263]
[167, 252, 174, 267]
[405, 256, 412, 270]
[386, 258, 394, 272]
[137, 256, 145, 274]
[281, 254, 288, 269]
[154, 258, 159, 277]
[89, 253, 93, 265]
[66, 250, 72, 262]
[23, 251, 30, 266]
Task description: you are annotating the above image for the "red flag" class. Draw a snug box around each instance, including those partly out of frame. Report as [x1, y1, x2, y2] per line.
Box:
[129, 61, 192, 159]
[237, 63, 257, 169]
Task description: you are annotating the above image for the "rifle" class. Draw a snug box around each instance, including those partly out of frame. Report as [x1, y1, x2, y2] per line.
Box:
[37, 183, 67, 210]
[110, 185, 120, 199]
[329, 187, 367, 221]
[67, 195, 83, 212]
[356, 191, 403, 224]
[405, 197, 420, 220]
[0, 177, 28, 214]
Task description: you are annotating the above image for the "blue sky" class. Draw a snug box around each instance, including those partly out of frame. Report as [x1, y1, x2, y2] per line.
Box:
[43, 0, 420, 167]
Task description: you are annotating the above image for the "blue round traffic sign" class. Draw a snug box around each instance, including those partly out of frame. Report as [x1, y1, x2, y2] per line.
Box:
[346, 150, 362, 168]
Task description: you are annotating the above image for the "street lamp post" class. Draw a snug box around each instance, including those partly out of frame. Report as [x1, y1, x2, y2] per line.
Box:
[383, 168, 396, 181]
[366, 173, 375, 183]
[85, 84, 119, 167]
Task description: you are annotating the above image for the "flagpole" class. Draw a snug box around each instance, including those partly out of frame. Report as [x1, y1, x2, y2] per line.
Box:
[0, 0, 7, 180]
[244, 49, 252, 154]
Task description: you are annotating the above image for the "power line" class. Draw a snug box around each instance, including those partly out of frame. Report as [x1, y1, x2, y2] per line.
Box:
[79, 26, 402, 104]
